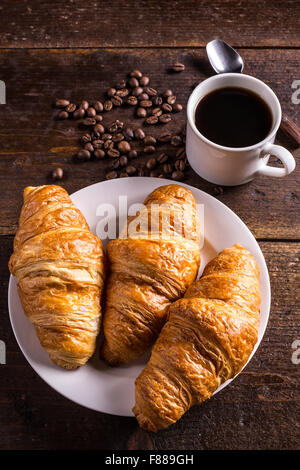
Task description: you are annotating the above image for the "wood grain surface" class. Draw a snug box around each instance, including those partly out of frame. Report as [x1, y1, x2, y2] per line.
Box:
[0, 0, 299, 451]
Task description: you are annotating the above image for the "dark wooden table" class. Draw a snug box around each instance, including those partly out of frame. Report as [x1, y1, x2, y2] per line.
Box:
[0, 0, 299, 450]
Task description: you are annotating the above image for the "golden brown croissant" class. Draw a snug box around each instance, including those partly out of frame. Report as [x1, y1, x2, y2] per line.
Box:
[133, 244, 261, 431]
[100, 184, 201, 365]
[9, 185, 105, 370]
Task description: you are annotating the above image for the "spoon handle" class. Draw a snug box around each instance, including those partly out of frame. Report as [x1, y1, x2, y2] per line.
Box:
[280, 115, 300, 146]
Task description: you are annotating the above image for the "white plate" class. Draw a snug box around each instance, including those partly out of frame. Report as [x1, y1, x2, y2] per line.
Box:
[8, 177, 270, 416]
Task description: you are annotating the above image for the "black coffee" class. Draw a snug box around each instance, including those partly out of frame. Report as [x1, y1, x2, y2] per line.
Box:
[195, 87, 273, 148]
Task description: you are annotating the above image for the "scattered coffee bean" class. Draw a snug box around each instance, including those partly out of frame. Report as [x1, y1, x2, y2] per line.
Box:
[176, 147, 186, 159]
[104, 100, 113, 111]
[145, 115, 158, 125]
[94, 114, 103, 122]
[123, 127, 134, 140]
[107, 148, 120, 158]
[93, 124, 105, 136]
[107, 88, 116, 97]
[127, 95, 138, 106]
[152, 107, 163, 117]
[104, 140, 114, 150]
[130, 69, 143, 79]
[109, 158, 120, 169]
[157, 152, 168, 163]
[159, 114, 172, 124]
[172, 103, 183, 113]
[111, 95, 123, 107]
[102, 133, 112, 141]
[80, 100, 89, 110]
[172, 62, 185, 72]
[119, 155, 128, 167]
[149, 170, 158, 177]
[106, 171, 118, 180]
[146, 157, 156, 169]
[163, 163, 173, 174]
[116, 88, 129, 98]
[128, 150, 138, 159]
[140, 100, 153, 108]
[167, 95, 176, 105]
[84, 142, 94, 152]
[158, 132, 172, 143]
[139, 93, 149, 101]
[128, 77, 139, 88]
[138, 168, 145, 176]
[172, 170, 184, 181]
[137, 107, 147, 118]
[73, 108, 86, 119]
[52, 167, 64, 180]
[82, 117, 96, 126]
[118, 141, 131, 154]
[86, 107, 96, 117]
[152, 96, 162, 106]
[113, 133, 124, 143]
[175, 159, 185, 171]
[139, 76, 150, 86]
[162, 103, 172, 113]
[132, 86, 144, 97]
[163, 89, 173, 98]
[145, 87, 157, 97]
[76, 149, 91, 161]
[81, 133, 92, 143]
[214, 186, 224, 195]
[144, 145, 155, 154]
[94, 149, 105, 160]
[144, 136, 157, 146]
[94, 101, 104, 112]
[58, 110, 69, 120]
[93, 139, 104, 149]
[126, 165, 137, 175]
[134, 128, 145, 140]
[120, 172, 128, 178]
[65, 103, 76, 113]
[171, 135, 182, 146]
[55, 99, 70, 108]
[116, 79, 126, 89]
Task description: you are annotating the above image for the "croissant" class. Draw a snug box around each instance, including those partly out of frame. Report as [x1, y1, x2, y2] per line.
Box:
[133, 244, 261, 431]
[9, 185, 105, 370]
[100, 184, 201, 365]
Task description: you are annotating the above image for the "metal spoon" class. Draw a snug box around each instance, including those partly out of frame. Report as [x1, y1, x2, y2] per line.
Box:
[206, 39, 300, 146]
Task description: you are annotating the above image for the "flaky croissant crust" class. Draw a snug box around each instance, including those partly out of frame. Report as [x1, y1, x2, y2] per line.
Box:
[9, 185, 105, 369]
[100, 184, 201, 366]
[133, 244, 261, 431]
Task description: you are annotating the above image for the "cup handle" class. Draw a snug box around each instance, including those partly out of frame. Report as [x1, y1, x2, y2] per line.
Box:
[257, 142, 296, 177]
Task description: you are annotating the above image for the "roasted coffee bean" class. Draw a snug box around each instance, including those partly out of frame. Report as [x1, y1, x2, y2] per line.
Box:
[106, 171, 118, 180]
[55, 99, 70, 108]
[167, 95, 176, 105]
[126, 165, 137, 175]
[139, 100, 152, 108]
[158, 173, 164, 178]
[152, 107, 162, 117]
[146, 157, 156, 169]
[134, 128, 145, 140]
[145, 87, 157, 97]
[81, 133, 92, 143]
[132, 86, 144, 97]
[152, 96, 163, 106]
[128, 150, 138, 159]
[109, 158, 120, 169]
[94, 149, 105, 160]
[111, 95, 123, 107]
[87, 107, 96, 117]
[159, 114, 172, 124]
[144, 145, 155, 154]
[104, 100, 113, 111]
[163, 89, 173, 98]
[157, 152, 168, 163]
[139, 76, 150, 86]
[102, 133, 113, 141]
[104, 140, 114, 150]
[76, 149, 91, 161]
[52, 167, 64, 180]
[80, 100, 89, 110]
[171, 135, 182, 146]
[65, 103, 76, 113]
[82, 117, 96, 126]
[107, 148, 120, 158]
[128, 77, 139, 88]
[158, 132, 172, 143]
[149, 170, 158, 177]
[176, 147, 186, 159]
[113, 132, 124, 143]
[144, 135, 157, 146]
[116, 79, 126, 89]
[214, 186, 224, 195]
[119, 155, 128, 167]
[107, 88, 116, 97]
[118, 141, 131, 154]
[115, 119, 124, 129]
[172, 170, 184, 181]
[73, 108, 86, 119]
[137, 107, 147, 118]
[130, 69, 143, 79]
[108, 122, 118, 133]
[138, 93, 149, 101]
[84, 142, 94, 152]
[175, 159, 186, 171]
[173, 103, 183, 113]
[162, 103, 172, 113]
[94, 114, 103, 122]
[116, 88, 129, 98]
[138, 168, 145, 176]
[93, 124, 105, 136]
[172, 62, 185, 72]
[123, 127, 134, 140]
[94, 101, 104, 112]
[120, 172, 128, 178]
[92, 139, 104, 149]
[127, 95, 138, 106]
[145, 115, 158, 125]
[58, 110, 69, 120]
[163, 163, 173, 174]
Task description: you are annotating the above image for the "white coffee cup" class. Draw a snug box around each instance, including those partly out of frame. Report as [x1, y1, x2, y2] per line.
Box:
[186, 73, 296, 186]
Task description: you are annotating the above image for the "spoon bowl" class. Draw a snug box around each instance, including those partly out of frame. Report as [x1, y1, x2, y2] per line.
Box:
[206, 39, 244, 74]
